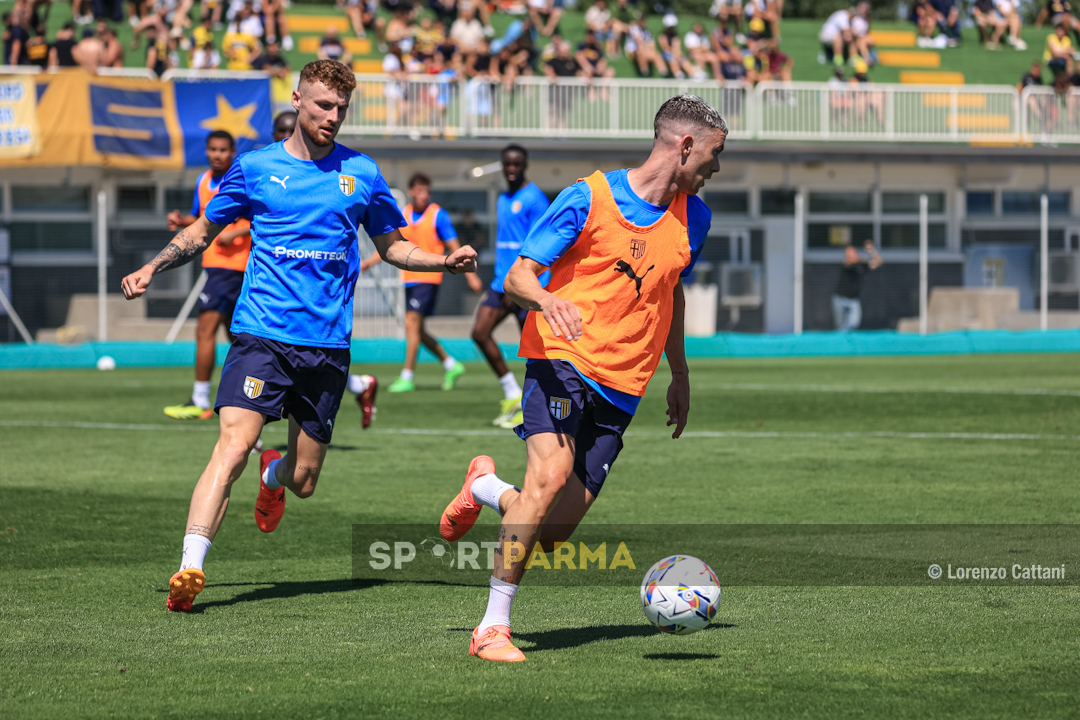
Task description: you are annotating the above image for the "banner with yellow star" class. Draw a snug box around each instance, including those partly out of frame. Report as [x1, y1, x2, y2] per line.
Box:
[0, 73, 271, 169]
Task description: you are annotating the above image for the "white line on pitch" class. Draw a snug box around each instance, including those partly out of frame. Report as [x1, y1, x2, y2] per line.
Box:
[1, 420, 1077, 442]
[712, 383, 1080, 397]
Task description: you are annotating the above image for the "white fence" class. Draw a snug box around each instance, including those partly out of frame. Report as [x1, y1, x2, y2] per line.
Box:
[343, 75, 1079, 145]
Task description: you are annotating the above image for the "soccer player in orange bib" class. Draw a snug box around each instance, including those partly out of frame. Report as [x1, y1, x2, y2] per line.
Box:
[438, 95, 726, 662]
[163, 131, 252, 420]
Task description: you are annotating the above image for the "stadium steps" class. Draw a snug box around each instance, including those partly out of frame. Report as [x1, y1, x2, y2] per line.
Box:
[868, 30, 916, 47]
[298, 36, 372, 55]
[899, 70, 966, 84]
[877, 50, 941, 68]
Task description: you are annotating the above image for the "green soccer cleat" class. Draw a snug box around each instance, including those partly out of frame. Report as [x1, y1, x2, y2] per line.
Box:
[388, 376, 415, 393]
[499, 409, 524, 430]
[492, 395, 522, 427]
[164, 401, 213, 420]
[442, 361, 465, 391]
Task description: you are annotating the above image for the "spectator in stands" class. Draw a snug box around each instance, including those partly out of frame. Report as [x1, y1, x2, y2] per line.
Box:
[145, 24, 173, 76]
[710, 0, 744, 42]
[251, 38, 289, 78]
[413, 15, 442, 59]
[24, 23, 49, 68]
[73, 0, 94, 26]
[711, 20, 745, 82]
[744, 0, 779, 42]
[1036, 0, 1080, 45]
[317, 24, 351, 64]
[851, 57, 884, 122]
[464, 36, 494, 79]
[1045, 22, 1075, 77]
[529, 0, 563, 38]
[659, 14, 703, 80]
[1018, 59, 1044, 90]
[683, 22, 720, 80]
[930, 0, 961, 46]
[190, 36, 221, 67]
[93, 0, 125, 23]
[972, 0, 1008, 47]
[911, 0, 947, 48]
[49, 22, 79, 67]
[200, 0, 225, 30]
[237, 2, 264, 39]
[428, 0, 456, 26]
[382, 42, 409, 129]
[451, 5, 485, 53]
[73, 27, 105, 72]
[339, 0, 376, 39]
[584, 0, 616, 57]
[625, 15, 666, 77]
[833, 240, 882, 331]
[272, 110, 295, 141]
[222, 11, 259, 69]
[98, 22, 124, 67]
[262, 0, 293, 50]
[850, 8, 878, 65]
[993, 0, 1028, 50]
[544, 38, 582, 130]
[819, 6, 854, 67]
[7, 8, 30, 65]
[576, 28, 615, 86]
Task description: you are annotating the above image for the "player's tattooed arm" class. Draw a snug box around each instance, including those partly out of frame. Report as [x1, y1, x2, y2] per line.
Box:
[121, 216, 222, 300]
[371, 229, 478, 274]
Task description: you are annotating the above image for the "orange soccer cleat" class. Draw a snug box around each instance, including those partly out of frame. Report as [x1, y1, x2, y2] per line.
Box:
[255, 449, 285, 533]
[440, 455, 495, 542]
[469, 624, 526, 662]
[166, 568, 205, 612]
[356, 375, 378, 429]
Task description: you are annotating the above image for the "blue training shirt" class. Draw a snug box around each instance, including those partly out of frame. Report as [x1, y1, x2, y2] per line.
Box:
[204, 141, 406, 349]
[404, 205, 456, 288]
[493, 181, 550, 293]
[520, 168, 711, 415]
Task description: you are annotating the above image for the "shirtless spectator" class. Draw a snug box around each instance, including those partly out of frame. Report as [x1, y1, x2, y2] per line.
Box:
[379, 6, 415, 55]
[262, 0, 293, 50]
[317, 24, 352, 64]
[625, 16, 666, 77]
[72, 27, 106, 72]
[99, 23, 124, 67]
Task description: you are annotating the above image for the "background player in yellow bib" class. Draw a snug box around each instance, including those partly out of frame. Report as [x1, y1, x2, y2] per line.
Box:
[361, 173, 483, 392]
[438, 95, 725, 662]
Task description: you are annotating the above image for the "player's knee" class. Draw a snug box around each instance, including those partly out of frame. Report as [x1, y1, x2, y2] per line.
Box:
[217, 438, 254, 473]
[526, 469, 569, 504]
[471, 327, 489, 345]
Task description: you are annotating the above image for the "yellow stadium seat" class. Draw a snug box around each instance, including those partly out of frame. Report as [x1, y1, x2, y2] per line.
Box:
[948, 113, 1012, 130]
[286, 16, 351, 33]
[352, 59, 385, 73]
[923, 93, 986, 108]
[899, 71, 965, 84]
[878, 51, 941, 68]
[868, 30, 916, 47]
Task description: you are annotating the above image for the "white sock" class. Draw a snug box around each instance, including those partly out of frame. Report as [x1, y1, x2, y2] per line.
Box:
[262, 457, 284, 489]
[179, 534, 211, 571]
[498, 372, 521, 400]
[348, 374, 372, 395]
[477, 576, 519, 632]
[192, 381, 211, 410]
[400, 368, 415, 381]
[471, 473, 518, 515]
[442, 356, 457, 371]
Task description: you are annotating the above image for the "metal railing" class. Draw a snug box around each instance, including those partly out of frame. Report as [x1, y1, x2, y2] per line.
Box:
[341, 75, 1079, 145]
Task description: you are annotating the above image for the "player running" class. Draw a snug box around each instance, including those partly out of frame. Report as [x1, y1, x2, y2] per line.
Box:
[120, 60, 477, 613]
[439, 95, 723, 662]
[361, 172, 482, 393]
[471, 145, 550, 428]
[162, 131, 251, 420]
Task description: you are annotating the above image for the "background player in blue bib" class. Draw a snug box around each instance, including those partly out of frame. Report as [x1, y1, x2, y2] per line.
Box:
[120, 60, 478, 613]
[470, 145, 550, 428]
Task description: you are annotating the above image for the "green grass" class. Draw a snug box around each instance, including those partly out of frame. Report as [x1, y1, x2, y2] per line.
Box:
[2, 352, 1080, 718]
[1, 0, 1047, 85]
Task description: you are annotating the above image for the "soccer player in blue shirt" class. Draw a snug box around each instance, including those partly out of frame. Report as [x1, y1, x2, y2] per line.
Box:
[471, 145, 551, 428]
[120, 60, 478, 613]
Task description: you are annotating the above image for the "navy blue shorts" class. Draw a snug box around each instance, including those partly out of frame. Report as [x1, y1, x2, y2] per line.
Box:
[515, 359, 633, 498]
[405, 283, 439, 316]
[481, 289, 529, 328]
[197, 267, 245, 316]
[215, 333, 350, 445]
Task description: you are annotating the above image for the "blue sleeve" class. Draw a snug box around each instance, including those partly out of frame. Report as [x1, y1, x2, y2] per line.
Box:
[680, 196, 711, 279]
[204, 161, 249, 226]
[520, 182, 590, 267]
[434, 207, 457, 242]
[360, 173, 407, 237]
[190, 179, 201, 217]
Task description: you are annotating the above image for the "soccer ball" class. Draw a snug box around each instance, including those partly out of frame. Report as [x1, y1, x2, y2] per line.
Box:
[640, 555, 721, 634]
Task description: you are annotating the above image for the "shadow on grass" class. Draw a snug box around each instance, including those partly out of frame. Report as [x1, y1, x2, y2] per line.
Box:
[446, 622, 735, 651]
[643, 652, 721, 661]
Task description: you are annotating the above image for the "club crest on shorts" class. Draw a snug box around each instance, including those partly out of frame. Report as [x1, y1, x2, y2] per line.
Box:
[630, 237, 647, 260]
[243, 376, 264, 399]
[339, 174, 356, 196]
[549, 396, 571, 420]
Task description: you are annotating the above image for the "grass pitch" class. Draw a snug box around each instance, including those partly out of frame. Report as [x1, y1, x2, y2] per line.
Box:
[2, 352, 1080, 719]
